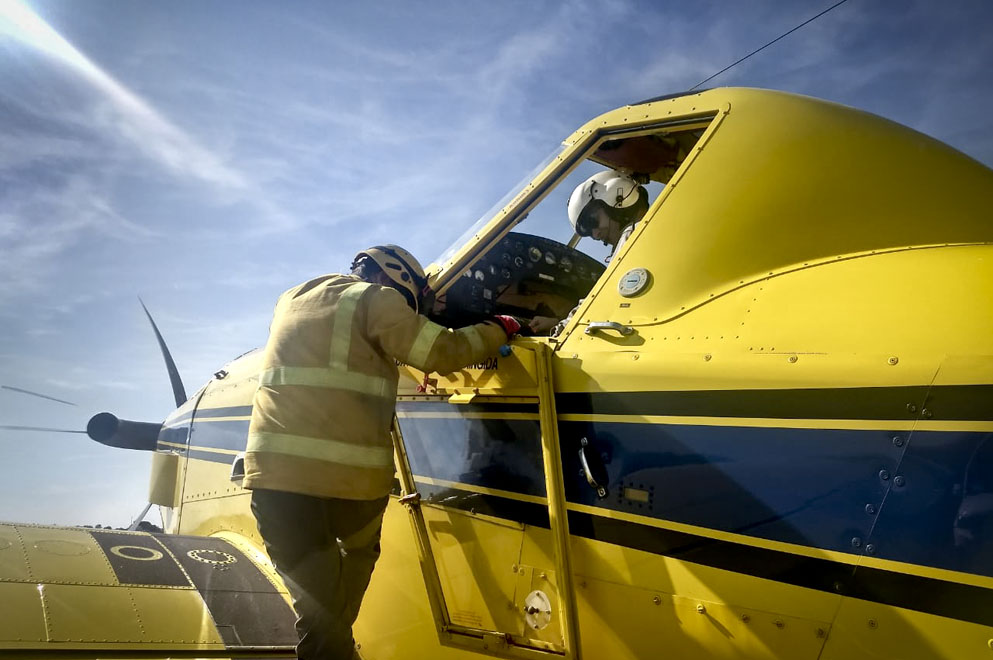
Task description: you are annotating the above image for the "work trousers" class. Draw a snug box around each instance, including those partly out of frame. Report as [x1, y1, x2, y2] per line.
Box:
[251, 489, 389, 660]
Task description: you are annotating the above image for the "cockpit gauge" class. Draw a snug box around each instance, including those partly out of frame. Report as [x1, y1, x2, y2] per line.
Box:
[560, 256, 572, 273]
[529, 247, 542, 262]
[618, 268, 651, 297]
[544, 252, 557, 265]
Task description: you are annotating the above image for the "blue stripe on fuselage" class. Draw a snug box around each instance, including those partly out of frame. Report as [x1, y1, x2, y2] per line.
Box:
[173, 412, 993, 580]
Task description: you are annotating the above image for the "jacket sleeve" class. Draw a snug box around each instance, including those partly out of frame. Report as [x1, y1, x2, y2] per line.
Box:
[366, 286, 507, 374]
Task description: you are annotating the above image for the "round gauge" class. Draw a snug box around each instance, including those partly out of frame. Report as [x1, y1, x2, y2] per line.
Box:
[544, 252, 557, 265]
[513, 256, 524, 268]
[618, 268, 651, 297]
[529, 247, 542, 263]
[474, 270, 485, 281]
[463, 269, 472, 278]
[501, 268, 511, 280]
[501, 252, 512, 264]
[560, 256, 572, 273]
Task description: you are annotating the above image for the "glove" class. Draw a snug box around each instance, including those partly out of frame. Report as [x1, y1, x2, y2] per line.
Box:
[491, 315, 521, 339]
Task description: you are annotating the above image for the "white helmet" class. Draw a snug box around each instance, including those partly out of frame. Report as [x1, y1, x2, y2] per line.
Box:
[567, 169, 642, 237]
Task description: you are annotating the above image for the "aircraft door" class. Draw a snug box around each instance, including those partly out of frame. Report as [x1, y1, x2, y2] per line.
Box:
[392, 341, 579, 658]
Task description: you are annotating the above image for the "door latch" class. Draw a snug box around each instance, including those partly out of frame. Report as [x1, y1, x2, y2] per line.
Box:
[585, 321, 634, 336]
[578, 436, 608, 498]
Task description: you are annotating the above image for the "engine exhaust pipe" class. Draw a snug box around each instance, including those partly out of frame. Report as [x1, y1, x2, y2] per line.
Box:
[86, 412, 161, 451]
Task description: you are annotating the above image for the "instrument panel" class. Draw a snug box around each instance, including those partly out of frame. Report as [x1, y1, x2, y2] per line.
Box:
[432, 232, 605, 329]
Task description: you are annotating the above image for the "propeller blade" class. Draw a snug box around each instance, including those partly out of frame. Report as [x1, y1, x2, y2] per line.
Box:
[138, 298, 188, 407]
[0, 425, 86, 433]
[1, 385, 77, 406]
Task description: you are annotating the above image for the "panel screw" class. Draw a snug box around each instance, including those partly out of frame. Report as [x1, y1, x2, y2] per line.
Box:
[774, 620, 785, 629]
[865, 503, 877, 515]
[540, 573, 547, 580]
[741, 614, 750, 623]
[887, 357, 899, 365]
[696, 604, 706, 614]
[922, 408, 933, 419]
[653, 595, 661, 605]
[788, 355, 798, 363]
[703, 353, 712, 361]
[511, 564, 518, 573]
[851, 537, 862, 548]
[519, 568, 525, 575]
[868, 619, 878, 629]
[906, 403, 917, 413]
[879, 470, 890, 481]
[816, 628, 826, 639]
[865, 544, 876, 555]
[892, 436, 904, 447]
[894, 476, 905, 487]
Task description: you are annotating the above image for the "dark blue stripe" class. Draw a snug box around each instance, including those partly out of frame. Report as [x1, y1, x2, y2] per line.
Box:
[556, 384, 993, 421]
[173, 410, 993, 581]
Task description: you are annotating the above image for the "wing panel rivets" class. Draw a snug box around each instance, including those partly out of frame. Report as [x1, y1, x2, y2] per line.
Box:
[788, 355, 798, 363]
[892, 436, 904, 447]
[653, 595, 661, 605]
[696, 604, 706, 614]
[879, 470, 890, 481]
[774, 619, 785, 629]
[894, 475, 906, 487]
[865, 543, 876, 555]
[922, 408, 933, 419]
[865, 503, 877, 515]
[906, 403, 917, 413]
[887, 357, 899, 365]
[741, 614, 750, 623]
[851, 537, 862, 548]
[868, 619, 878, 629]
[816, 628, 826, 638]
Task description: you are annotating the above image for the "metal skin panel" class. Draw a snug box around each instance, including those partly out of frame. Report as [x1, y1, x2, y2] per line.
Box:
[0, 525, 30, 582]
[819, 597, 993, 660]
[421, 504, 525, 634]
[0, 582, 47, 644]
[42, 583, 146, 643]
[575, 578, 829, 660]
[17, 526, 118, 586]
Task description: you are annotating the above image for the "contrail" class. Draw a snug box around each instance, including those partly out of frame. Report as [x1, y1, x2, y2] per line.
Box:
[0, 0, 247, 189]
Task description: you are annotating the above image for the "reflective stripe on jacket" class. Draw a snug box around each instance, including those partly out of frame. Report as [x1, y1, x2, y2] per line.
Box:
[244, 274, 506, 500]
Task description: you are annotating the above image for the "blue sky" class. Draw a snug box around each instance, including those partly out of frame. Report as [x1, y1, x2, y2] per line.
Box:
[1, 0, 992, 526]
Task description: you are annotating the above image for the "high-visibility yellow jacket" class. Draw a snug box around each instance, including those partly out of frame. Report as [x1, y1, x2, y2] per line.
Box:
[244, 274, 507, 500]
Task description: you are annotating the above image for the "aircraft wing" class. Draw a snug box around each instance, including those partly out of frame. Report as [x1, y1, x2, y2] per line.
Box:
[0, 522, 296, 656]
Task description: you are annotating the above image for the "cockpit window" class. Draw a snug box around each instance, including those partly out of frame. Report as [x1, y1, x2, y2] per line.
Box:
[428, 122, 711, 331]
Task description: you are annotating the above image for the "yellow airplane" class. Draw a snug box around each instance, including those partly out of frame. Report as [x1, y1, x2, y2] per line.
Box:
[2, 87, 991, 660]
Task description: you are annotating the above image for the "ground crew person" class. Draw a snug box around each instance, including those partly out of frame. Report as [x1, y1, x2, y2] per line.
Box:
[244, 244, 519, 660]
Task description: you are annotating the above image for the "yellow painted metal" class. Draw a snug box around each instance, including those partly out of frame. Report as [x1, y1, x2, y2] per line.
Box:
[148, 450, 181, 507]
[531, 342, 580, 659]
[819, 597, 992, 660]
[17, 525, 117, 585]
[399, 343, 539, 397]
[0, 523, 228, 653]
[0, 583, 47, 644]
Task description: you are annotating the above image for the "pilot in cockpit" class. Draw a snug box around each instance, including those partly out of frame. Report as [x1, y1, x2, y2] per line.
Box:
[529, 169, 650, 335]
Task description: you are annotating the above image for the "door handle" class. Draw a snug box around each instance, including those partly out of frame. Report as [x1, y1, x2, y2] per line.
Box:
[578, 437, 608, 498]
[585, 321, 634, 336]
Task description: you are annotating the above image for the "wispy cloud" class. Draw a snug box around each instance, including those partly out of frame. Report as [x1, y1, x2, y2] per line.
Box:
[0, 0, 247, 190]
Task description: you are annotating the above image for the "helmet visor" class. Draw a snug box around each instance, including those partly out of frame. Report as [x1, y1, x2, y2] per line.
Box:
[575, 203, 600, 237]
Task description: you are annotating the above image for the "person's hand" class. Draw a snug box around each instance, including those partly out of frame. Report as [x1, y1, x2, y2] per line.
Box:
[492, 315, 521, 339]
[528, 315, 559, 335]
